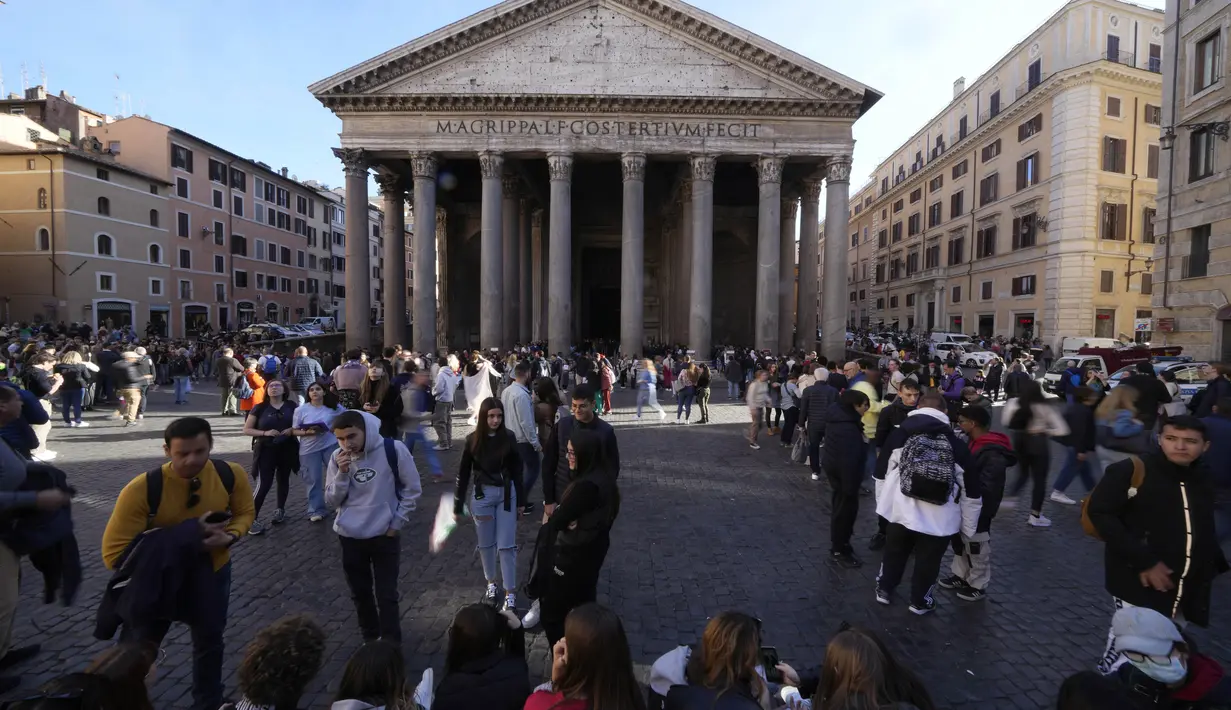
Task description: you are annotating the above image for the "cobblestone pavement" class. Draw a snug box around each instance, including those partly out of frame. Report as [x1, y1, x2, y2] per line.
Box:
[3, 381, 1229, 709]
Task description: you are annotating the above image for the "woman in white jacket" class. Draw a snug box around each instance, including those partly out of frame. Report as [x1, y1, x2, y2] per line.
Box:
[1001, 379, 1069, 528]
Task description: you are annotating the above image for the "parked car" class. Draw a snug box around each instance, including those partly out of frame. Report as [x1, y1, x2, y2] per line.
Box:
[1108, 359, 1208, 406]
[961, 349, 999, 369]
[298, 316, 336, 333]
[241, 323, 293, 341]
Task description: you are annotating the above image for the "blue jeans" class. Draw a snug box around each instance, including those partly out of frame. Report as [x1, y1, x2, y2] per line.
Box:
[471, 484, 518, 591]
[1053, 447, 1098, 494]
[637, 388, 664, 416]
[121, 562, 231, 710]
[864, 443, 877, 482]
[676, 386, 696, 420]
[299, 445, 335, 517]
[174, 375, 189, 402]
[516, 441, 540, 507]
[403, 428, 442, 478]
[727, 380, 739, 398]
[60, 389, 83, 424]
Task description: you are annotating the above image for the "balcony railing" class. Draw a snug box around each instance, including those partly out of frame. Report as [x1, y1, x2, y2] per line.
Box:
[1015, 72, 1051, 100]
[1105, 50, 1136, 67]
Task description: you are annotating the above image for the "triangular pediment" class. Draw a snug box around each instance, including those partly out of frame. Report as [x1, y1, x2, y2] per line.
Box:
[311, 0, 880, 115]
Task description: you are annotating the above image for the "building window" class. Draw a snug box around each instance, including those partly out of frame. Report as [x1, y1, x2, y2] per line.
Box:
[1011, 274, 1037, 296]
[36, 228, 50, 252]
[215, 283, 227, 303]
[950, 190, 964, 218]
[234, 270, 248, 288]
[171, 144, 194, 172]
[1195, 32, 1222, 93]
[951, 285, 961, 303]
[1017, 114, 1043, 141]
[37, 188, 47, 209]
[149, 244, 162, 263]
[308, 254, 318, 270]
[255, 203, 264, 223]
[149, 209, 159, 227]
[929, 176, 943, 192]
[255, 239, 266, 261]
[1143, 208, 1157, 244]
[26, 158, 35, 170]
[1027, 59, 1042, 90]
[909, 188, 922, 204]
[179, 280, 192, 299]
[97, 196, 110, 216]
[214, 254, 225, 274]
[1016, 153, 1040, 190]
[1141, 273, 1153, 294]
[1100, 203, 1128, 241]
[1108, 34, 1122, 62]
[976, 225, 997, 258]
[989, 90, 1001, 117]
[176, 177, 189, 199]
[1144, 104, 1162, 125]
[979, 173, 999, 206]
[876, 297, 885, 309]
[213, 221, 225, 246]
[233, 195, 244, 217]
[928, 202, 943, 228]
[925, 241, 940, 269]
[1106, 96, 1121, 117]
[849, 291, 857, 303]
[1190, 128, 1216, 182]
[891, 222, 903, 243]
[280, 246, 291, 266]
[906, 251, 919, 275]
[1100, 270, 1115, 293]
[96, 233, 114, 256]
[256, 274, 265, 290]
[981, 139, 1002, 163]
[906, 293, 916, 307]
[1103, 137, 1128, 173]
[980, 281, 993, 300]
[850, 233, 859, 248]
[231, 234, 247, 257]
[297, 279, 306, 294]
[150, 278, 163, 296]
[177, 212, 190, 238]
[178, 248, 192, 269]
[859, 289, 866, 300]
[230, 168, 246, 193]
[948, 236, 965, 265]
[959, 115, 969, 140]
[907, 213, 921, 236]
[96, 168, 110, 181]
[212, 189, 223, 209]
[893, 199, 904, 213]
[280, 277, 291, 293]
[97, 273, 115, 292]
[1147, 145, 1160, 180]
[1012, 214, 1038, 250]
[877, 229, 888, 248]
[1184, 224, 1211, 278]
[952, 160, 968, 179]
[1148, 43, 1162, 73]
[149, 183, 158, 195]
[208, 159, 227, 184]
[890, 295, 899, 308]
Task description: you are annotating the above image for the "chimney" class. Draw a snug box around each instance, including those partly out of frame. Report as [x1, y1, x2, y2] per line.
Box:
[25, 86, 47, 100]
[953, 77, 966, 99]
[280, 167, 288, 178]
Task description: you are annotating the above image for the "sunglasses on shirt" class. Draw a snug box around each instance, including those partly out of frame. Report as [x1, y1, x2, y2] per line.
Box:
[187, 477, 202, 509]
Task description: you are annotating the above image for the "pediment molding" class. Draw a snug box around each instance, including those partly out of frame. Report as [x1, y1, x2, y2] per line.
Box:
[311, 0, 878, 113]
[318, 93, 859, 117]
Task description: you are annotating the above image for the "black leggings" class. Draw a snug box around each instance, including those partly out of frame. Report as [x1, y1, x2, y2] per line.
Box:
[1011, 433, 1051, 515]
[542, 538, 610, 647]
[253, 447, 294, 518]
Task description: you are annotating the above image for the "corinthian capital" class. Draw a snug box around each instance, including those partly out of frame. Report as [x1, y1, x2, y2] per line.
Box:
[502, 174, 520, 199]
[478, 151, 504, 180]
[411, 152, 437, 180]
[690, 154, 717, 182]
[621, 153, 646, 182]
[334, 148, 369, 179]
[826, 156, 853, 185]
[374, 172, 404, 198]
[781, 196, 799, 220]
[756, 156, 786, 185]
[547, 153, 573, 182]
[802, 178, 823, 201]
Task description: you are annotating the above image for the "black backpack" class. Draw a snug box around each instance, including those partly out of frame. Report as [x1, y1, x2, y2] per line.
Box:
[897, 432, 957, 505]
[145, 460, 235, 529]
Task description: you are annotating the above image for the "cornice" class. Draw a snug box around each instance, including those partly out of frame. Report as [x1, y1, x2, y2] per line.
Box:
[317, 93, 861, 118]
[317, 0, 867, 105]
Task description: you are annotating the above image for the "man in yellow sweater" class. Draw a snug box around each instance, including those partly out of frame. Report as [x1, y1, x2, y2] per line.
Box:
[102, 416, 254, 710]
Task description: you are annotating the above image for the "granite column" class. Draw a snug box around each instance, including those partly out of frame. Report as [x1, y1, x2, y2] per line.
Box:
[689, 154, 716, 359]
[377, 172, 408, 349]
[821, 157, 852, 360]
[547, 153, 573, 355]
[796, 178, 822, 350]
[336, 148, 371, 351]
[478, 151, 504, 350]
[779, 192, 798, 354]
[620, 153, 646, 358]
[754, 156, 785, 352]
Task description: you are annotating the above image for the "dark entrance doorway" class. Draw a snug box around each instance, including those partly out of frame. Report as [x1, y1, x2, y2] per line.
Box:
[580, 246, 620, 341]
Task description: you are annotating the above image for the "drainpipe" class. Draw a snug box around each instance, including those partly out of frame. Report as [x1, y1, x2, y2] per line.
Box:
[1161, 6, 1182, 309]
[41, 152, 57, 321]
[1125, 96, 1140, 296]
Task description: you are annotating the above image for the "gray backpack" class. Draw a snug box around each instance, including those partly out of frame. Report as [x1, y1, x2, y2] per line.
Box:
[898, 432, 956, 505]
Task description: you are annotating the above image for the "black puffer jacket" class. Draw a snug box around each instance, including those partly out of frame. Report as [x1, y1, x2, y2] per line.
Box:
[822, 403, 866, 491]
[798, 381, 839, 432]
[433, 639, 531, 710]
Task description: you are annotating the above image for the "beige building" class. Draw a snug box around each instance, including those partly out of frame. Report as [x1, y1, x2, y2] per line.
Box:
[0, 115, 174, 332]
[1152, 0, 1230, 360]
[827, 0, 1162, 346]
[88, 116, 323, 334]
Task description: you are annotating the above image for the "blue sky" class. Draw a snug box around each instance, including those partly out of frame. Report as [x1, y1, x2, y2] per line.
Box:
[2, 0, 1164, 197]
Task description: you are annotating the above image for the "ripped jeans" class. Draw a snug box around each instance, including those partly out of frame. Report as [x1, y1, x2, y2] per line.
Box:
[470, 483, 518, 592]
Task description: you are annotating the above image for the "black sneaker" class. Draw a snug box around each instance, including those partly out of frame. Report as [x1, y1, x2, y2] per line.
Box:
[874, 586, 891, 605]
[247, 523, 265, 536]
[520, 503, 534, 517]
[909, 597, 938, 615]
[0, 645, 39, 670]
[831, 551, 862, 569]
[483, 583, 499, 606]
[936, 575, 969, 590]
[271, 509, 286, 525]
[956, 587, 986, 602]
[868, 533, 886, 551]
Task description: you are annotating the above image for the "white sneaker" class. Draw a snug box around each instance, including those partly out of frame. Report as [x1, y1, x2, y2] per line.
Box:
[76, 421, 89, 428]
[658, 411, 666, 421]
[31, 450, 57, 462]
[522, 599, 541, 628]
[413, 668, 435, 710]
[433, 443, 449, 451]
[1028, 514, 1052, 527]
[502, 592, 517, 612]
[811, 473, 820, 481]
[1049, 490, 1078, 505]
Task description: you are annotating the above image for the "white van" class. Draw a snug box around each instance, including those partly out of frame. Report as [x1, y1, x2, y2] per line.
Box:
[297, 316, 336, 333]
[1058, 336, 1121, 355]
[929, 332, 973, 345]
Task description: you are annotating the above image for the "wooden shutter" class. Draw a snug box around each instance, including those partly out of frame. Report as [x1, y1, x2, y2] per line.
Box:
[1012, 217, 1022, 250]
[1148, 145, 1159, 179]
[1115, 204, 1128, 240]
[1100, 270, 1114, 292]
[1103, 137, 1113, 171]
[1017, 159, 1027, 191]
[1141, 273, 1153, 294]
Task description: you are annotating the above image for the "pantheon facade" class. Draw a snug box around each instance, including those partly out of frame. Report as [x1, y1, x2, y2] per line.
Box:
[310, 0, 881, 359]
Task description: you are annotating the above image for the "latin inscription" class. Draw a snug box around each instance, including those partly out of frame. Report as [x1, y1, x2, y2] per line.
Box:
[435, 119, 762, 138]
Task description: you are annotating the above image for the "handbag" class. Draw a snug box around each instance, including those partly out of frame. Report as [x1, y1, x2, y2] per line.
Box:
[790, 429, 808, 464]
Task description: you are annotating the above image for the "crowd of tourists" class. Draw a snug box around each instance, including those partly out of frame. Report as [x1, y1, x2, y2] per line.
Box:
[0, 317, 1230, 709]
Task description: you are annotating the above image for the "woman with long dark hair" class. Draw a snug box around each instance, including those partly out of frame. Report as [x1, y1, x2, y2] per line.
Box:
[533, 376, 562, 445]
[695, 363, 712, 424]
[1002, 379, 1069, 528]
[360, 361, 403, 438]
[455, 397, 524, 611]
[538, 429, 620, 646]
[434, 604, 530, 710]
[524, 603, 646, 710]
[332, 640, 407, 710]
[243, 379, 299, 535]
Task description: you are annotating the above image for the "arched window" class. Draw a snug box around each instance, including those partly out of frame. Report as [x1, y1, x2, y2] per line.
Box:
[36, 228, 50, 252]
[266, 302, 279, 322]
[37, 188, 47, 209]
[97, 196, 110, 216]
[96, 233, 114, 257]
[149, 209, 159, 227]
[148, 244, 162, 264]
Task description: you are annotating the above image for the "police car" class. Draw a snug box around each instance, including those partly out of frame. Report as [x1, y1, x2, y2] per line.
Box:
[1107, 359, 1209, 406]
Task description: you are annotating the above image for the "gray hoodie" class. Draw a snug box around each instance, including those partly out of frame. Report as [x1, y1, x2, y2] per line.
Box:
[325, 411, 422, 539]
[330, 701, 385, 710]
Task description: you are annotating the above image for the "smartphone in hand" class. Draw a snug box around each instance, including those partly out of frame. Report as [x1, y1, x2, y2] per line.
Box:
[760, 647, 782, 683]
[204, 512, 231, 524]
